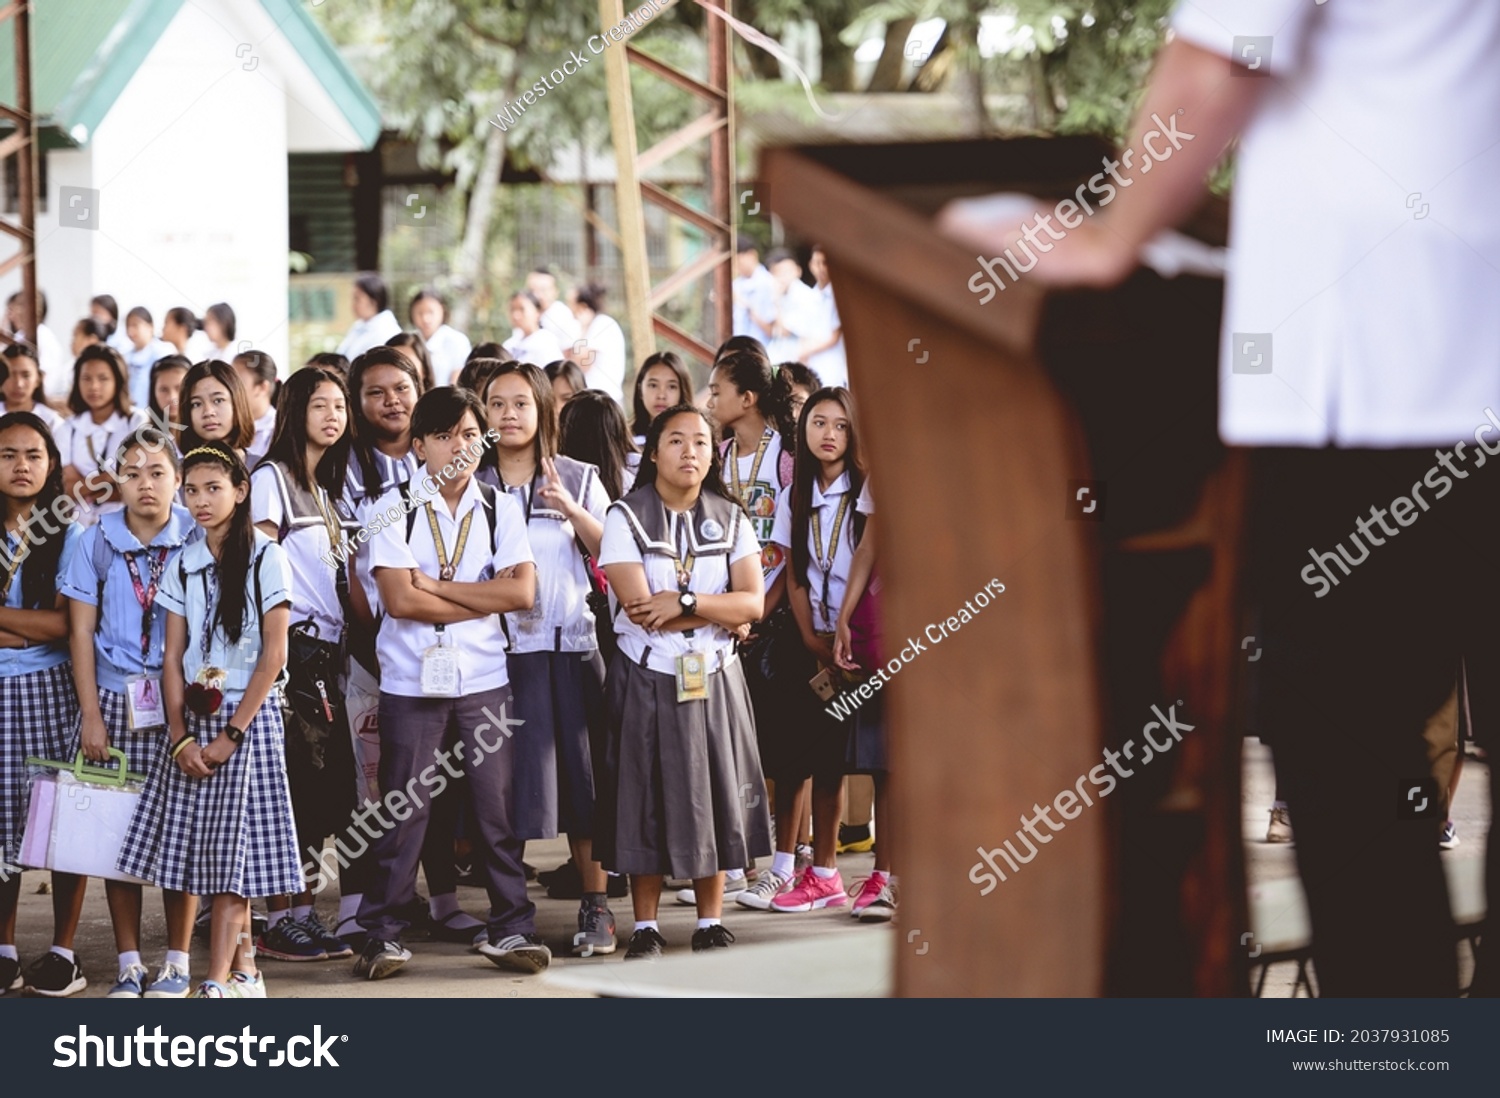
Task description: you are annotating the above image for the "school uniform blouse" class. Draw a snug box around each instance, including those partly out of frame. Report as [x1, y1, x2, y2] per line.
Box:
[344, 448, 420, 618]
[247, 409, 276, 469]
[598, 486, 762, 675]
[0, 402, 61, 438]
[770, 471, 858, 632]
[155, 533, 293, 709]
[58, 506, 198, 693]
[0, 522, 83, 677]
[503, 328, 566, 369]
[337, 310, 402, 361]
[425, 324, 473, 386]
[56, 408, 149, 524]
[579, 312, 626, 404]
[124, 340, 173, 409]
[481, 458, 611, 654]
[250, 462, 360, 643]
[366, 469, 534, 697]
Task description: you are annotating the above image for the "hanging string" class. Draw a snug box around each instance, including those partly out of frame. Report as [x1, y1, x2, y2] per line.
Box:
[690, 0, 856, 124]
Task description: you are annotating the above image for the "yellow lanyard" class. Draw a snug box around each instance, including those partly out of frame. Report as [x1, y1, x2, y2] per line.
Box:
[314, 487, 344, 551]
[727, 428, 774, 507]
[670, 514, 696, 591]
[0, 525, 31, 603]
[425, 503, 474, 582]
[810, 492, 851, 630]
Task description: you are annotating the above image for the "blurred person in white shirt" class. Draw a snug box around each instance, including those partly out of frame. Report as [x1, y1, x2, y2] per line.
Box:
[566, 282, 626, 405]
[504, 291, 566, 367]
[733, 240, 777, 345]
[407, 289, 471, 386]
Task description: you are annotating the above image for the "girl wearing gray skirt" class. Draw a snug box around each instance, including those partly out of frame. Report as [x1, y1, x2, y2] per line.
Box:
[597, 404, 773, 959]
[480, 363, 616, 956]
[117, 443, 300, 999]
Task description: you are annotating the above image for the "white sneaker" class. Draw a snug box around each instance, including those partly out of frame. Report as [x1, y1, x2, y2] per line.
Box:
[735, 868, 792, 910]
[227, 971, 267, 998]
[674, 874, 748, 905]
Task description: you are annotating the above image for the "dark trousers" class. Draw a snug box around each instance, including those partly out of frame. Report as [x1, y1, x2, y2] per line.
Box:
[1250, 446, 1500, 996]
[357, 685, 534, 942]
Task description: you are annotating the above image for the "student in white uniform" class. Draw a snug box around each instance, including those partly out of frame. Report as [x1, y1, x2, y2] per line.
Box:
[560, 388, 638, 502]
[597, 404, 771, 959]
[337, 274, 402, 362]
[56, 346, 148, 526]
[761, 249, 823, 366]
[503, 291, 566, 368]
[162, 307, 212, 364]
[408, 290, 472, 387]
[148, 356, 191, 440]
[176, 360, 256, 464]
[803, 246, 849, 389]
[567, 282, 626, 405]
[6, 291, 67, 403]
[250, 367, 364, 965]
[479, 362, 616, 955]
[202, 303, 237, 364]
[92, 295, 134, 358]
[628, 352, 693, 485]
[0, 344, 61, 438]
[732, 241, 777, 345]
[767, 388, 892, 919]
[525, 267, 583, 348]
[353, 387, 548, 981]
[232, 350, 280, 469]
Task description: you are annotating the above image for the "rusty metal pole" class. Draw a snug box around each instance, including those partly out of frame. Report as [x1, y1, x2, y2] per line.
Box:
[0, 1, 39, 348]
[704, 0, 733, 347]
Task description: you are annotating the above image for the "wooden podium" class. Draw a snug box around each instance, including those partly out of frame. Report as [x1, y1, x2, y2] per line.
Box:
[763, 138, 1248, 997]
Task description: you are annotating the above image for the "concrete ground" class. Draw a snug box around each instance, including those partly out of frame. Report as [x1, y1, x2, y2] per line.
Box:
[9, 838, 885, 999]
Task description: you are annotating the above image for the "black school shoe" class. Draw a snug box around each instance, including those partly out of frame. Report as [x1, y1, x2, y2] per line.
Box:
[0, 954, 22, 994]
[352, 938, 410, 980]
[22, 950, 87, 997]
[690, 924, 736, 953]
[623, 927, 667, 961]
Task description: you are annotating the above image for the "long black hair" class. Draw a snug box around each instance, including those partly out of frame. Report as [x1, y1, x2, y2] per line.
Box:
[178, 359, 256, 453]
[68, 344, 133, 418]
[630, 351, 693, 436]
[713, 335, 769, 364]
[2, 343, 47, 407]
[263, 366, 351, 495]
[147, 354, 191, 430]
[182, 442, 256, 645]
[635, 403, 735, 507]
[788, 387, 866, 589]
[0, 411, 68, 610]
[711, 350, 795, 439]
[544, 358, 587, 402]
[480, 360, 557, 472]
[204, 302, 236, 345]
[348, 346, 423, 501]
[560, 389, 635, 501]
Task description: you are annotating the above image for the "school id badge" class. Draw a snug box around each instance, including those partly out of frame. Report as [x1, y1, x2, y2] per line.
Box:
[420, 635, 461, 697]
[675, 651, 709, 703]
[124, 674, 166, 731]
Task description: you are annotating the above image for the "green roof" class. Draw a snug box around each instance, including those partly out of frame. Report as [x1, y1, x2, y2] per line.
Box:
[0, 0, 378, 147]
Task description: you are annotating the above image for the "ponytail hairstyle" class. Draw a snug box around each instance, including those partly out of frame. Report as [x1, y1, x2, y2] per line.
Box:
[0, 411, 66, 609]
[635, 403, 735, 507]
[544, 358, 587, 402]
[74, 318, 108, 345]
[712, 349, 794, 438]
[232, 349, 281, 410]
[178, 359, 256, 453]
[263, 366, 351, 496]
[775, 360, 823, 448]
[481, 360, 557, 467]
[1, 343, 47, 406]
[164, 306, 199, 337]
[630, 351, 693, 436]
[386, 330, 436, 392]
[68, 344, 133, 417]
[559, 388, 635, 501]
[789, 387, 866, 590]
[147, 354, 191, 431]
[182, 442, 256, 646]
[347, 345, 424, 502]
[713, 335, 769, 365]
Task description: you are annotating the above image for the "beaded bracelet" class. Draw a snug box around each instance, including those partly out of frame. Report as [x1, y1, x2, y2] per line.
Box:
[169, 735, 197, 759]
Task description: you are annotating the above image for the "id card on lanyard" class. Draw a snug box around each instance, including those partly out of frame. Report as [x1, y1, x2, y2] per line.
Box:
[670, 514, 709, 703]
[123, 547, 171, 730]
[420, 503, 473, 696]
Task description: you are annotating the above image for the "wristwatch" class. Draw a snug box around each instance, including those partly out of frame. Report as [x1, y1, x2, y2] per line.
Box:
[224, 724, 246, 744]
[678, 591, 698, 617]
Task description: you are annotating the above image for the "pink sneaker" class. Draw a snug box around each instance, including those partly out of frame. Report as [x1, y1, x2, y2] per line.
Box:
[770, 868, 848, 912]
[849, 874, 888, 917]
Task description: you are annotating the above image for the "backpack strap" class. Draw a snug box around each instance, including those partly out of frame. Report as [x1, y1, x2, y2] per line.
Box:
[91, 526, 112, 632]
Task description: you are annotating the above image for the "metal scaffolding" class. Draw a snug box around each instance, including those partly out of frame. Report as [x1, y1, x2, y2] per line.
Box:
[0, 0, 38, 348]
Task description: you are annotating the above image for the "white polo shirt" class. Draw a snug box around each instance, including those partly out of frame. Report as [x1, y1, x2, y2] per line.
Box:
[806, 284, 848, 389]
[503, 328, 566, 369]
[56, 408, 148, 525]
[250, 462, 360, 643]
[1172, 0, 1500, 447]
[367, 470, 533, 697]
[426, 324, 473, 386]
[580, 312, 627, 404]
[770, 470, 857, 631]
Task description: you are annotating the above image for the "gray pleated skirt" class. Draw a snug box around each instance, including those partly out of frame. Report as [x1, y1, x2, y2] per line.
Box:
[595, 652, 773, 879]
[508, 649, 606, 840]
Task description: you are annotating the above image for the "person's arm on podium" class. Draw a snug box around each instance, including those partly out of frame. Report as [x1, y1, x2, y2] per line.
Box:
[939, 37, 1266, 288]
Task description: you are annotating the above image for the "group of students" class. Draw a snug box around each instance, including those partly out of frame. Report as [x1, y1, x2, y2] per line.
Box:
[0, 311, 888, 999]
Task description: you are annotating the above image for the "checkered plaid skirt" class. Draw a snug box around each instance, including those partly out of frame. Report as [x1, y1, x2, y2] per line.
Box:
[64, 688, 167, 778]
[0, 664, 79, 865]
[117, 705, 304, 897]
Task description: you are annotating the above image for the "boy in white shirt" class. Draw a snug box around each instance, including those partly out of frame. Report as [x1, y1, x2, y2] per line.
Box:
[352, 387, 549, 980]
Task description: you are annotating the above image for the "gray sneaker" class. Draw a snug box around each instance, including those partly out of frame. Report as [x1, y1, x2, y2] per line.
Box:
[675, 874, 748, 906]
[572, 903, 617, 956]
[735, 868, 792, 910]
